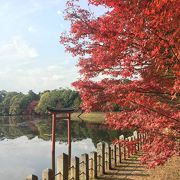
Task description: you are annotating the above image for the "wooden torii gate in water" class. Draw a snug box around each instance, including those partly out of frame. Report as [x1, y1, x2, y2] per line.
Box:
[47, 107, 75, 177]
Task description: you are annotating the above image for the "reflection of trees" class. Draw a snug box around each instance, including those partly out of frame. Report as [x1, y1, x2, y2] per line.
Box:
[0, 116, 38, 140]
[0, 116, 23, 139]
[0, 118, 23, 139]
[36, 119, 125, 146]
[0, 116, 131, 146]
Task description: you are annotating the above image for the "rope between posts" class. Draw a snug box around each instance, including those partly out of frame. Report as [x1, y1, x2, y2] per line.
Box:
[79, 161, 84, 165]
[98, 155, 102, 159]
[69, 178, 74, 180]
[54, 171, 62, 177]
[79, 172, 85, 176]
[69, 165, 74, 170]
[97, 164, 102, 167]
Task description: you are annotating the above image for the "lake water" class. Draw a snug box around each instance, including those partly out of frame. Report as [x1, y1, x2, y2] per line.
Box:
[0, 116, 123, 180]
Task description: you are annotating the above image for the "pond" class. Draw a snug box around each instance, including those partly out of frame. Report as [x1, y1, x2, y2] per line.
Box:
[0, 116, 129, 180]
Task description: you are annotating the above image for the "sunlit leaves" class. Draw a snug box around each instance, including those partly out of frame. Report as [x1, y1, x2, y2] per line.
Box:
[61, 0, 180, 167]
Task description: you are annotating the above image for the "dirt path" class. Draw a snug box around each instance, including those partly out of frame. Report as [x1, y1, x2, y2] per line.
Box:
[95, 153, 149, 180]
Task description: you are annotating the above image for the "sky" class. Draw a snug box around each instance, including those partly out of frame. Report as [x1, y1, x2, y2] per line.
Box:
[0, 0, 106, 93]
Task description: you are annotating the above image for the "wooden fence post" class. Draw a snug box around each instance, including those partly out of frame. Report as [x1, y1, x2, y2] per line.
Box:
[125, 138, 130, 158]
[146, 132, 148, 144]
[133, 131, 138, 153]
[133, 136, 137, 154]
[26, 175, 38, 180]
[80, 153, 89, 180]
[70, 156, 79, 180]
[97, 142, 105, 175]
[116, 143, 121, 166]
[130, 136, 135, 155]
[105, 143, 111, 171]
[142, 133, 145, 145]
[138, 133, 141, 149]
[133, 131, 138, 139]
[119, 135, 126, 162]
[57, 153, 68, 180]
[141, 133, 143, 147]
[110, 144, 116, 169]
[128, 137, 132, 157]
[42, 169, 53, 180]
[89, 151, 97, 179]
[141, 133, 144, 146]
[139, 133, 142, 150]
[119, 135, 124, 162]
[144, 133, 148, 143]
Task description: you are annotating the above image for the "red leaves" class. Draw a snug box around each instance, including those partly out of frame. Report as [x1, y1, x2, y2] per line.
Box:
[151, 47, 159, 56]
[61, 0, 179, 167]
[140, 135, 178, 168]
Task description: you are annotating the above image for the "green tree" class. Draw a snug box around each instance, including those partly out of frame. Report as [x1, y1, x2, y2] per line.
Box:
[20, 90, 39, 114]
[0, 91, 7, 115]
[27, 90, 39, 101]
[2, 92, 19, 115]
[0, 90, 7, 103]
[35, 89, 81, 114]
[9, 93, 25, 115]
[35, 91, 54, 114]
[73, 96, 81, 109]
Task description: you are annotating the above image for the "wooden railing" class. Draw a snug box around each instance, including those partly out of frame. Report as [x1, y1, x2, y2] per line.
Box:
[25, 131, 148, 180]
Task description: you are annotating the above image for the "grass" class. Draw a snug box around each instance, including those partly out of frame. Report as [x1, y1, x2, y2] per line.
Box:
[139, 156, 180, 180]
[71, 112, 105, 123]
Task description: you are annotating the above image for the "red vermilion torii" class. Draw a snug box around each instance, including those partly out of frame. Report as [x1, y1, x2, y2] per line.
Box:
[60, 0, 180, 167]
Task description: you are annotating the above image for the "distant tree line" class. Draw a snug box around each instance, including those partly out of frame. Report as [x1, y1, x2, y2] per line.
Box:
[0, 89, 81, 116]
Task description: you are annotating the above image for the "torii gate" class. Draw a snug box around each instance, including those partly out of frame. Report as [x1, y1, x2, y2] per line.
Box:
[47, 107, 75, 177]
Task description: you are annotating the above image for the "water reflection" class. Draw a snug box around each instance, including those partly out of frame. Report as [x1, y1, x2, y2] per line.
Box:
[0, 136, 95, 180]
[0, 116, 130, 180]
[0, 116, 127, 145]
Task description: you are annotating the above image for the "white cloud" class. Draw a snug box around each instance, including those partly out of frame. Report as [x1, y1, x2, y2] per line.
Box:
[0, 36, 38, 61]
[42, 74, 64, 81]
[27, 26, 37, 33]
[0, 63, 79, 93]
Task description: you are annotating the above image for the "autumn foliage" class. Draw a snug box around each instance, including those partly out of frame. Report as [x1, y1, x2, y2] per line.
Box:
[60, 0, 180, 167]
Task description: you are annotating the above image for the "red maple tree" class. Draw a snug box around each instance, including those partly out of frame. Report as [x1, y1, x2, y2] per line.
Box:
[25, 100, 38, 115]
[60, 0, 180, 167]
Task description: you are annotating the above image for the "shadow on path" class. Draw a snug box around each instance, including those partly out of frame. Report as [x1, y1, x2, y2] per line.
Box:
[95, 153, 149, 180]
